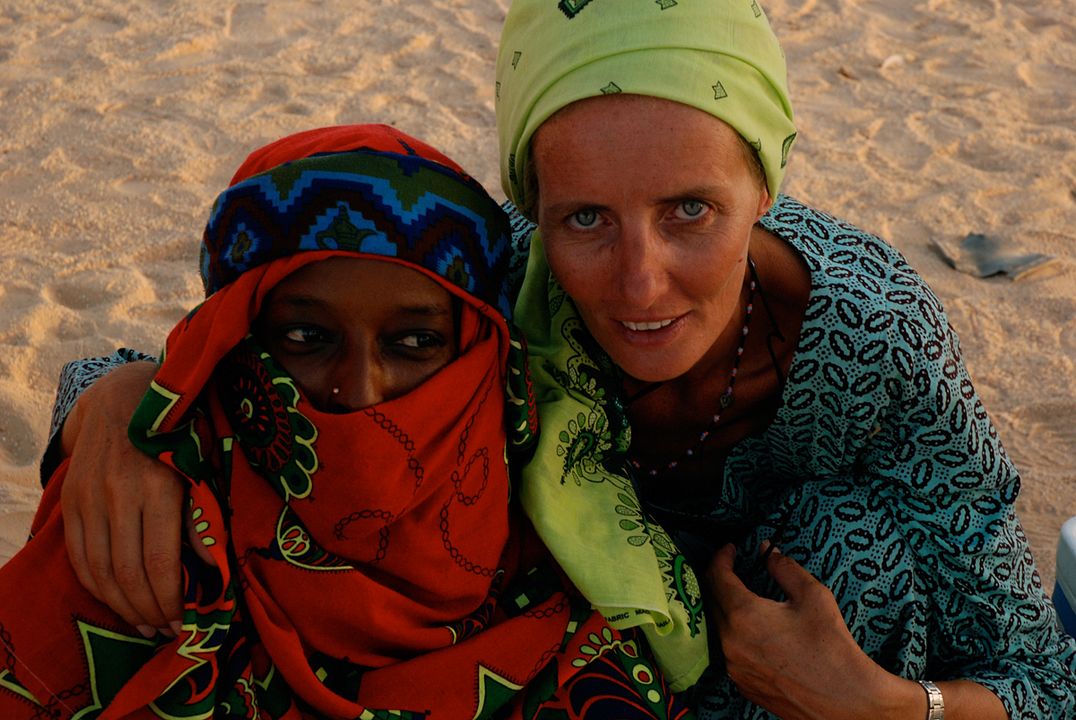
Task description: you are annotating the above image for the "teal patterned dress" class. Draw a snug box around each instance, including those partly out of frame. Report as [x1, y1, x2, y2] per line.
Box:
[685, 196, 1076, 718]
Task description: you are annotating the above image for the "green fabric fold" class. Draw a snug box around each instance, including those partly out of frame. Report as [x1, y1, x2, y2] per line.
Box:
[514, 232, 709, 692]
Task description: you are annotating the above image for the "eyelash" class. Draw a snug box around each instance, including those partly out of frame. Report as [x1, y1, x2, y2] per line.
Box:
[393, 332, 446, 351]
[281, 326, 446, 354]
[564, 200, 712, 230]
[675, 199, 708, 219]
[283, 326, 333, 345]
[566, 209, 601, 230]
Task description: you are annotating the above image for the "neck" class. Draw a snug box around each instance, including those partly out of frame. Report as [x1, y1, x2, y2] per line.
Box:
[624, 259, 758, 478]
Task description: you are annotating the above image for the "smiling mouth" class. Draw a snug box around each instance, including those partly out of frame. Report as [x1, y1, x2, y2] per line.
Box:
[620, 318, 676, 332]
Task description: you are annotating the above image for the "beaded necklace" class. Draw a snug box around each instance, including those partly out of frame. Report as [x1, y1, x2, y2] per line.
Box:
[628, 257, 758, 478]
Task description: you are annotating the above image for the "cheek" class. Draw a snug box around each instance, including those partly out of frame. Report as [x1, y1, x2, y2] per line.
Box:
[543, 241, 602, 302]
[272, 356, 326, 399]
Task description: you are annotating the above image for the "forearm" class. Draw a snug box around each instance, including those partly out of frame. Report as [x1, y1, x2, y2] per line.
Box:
[874, 676, 1005, 720]
[935, 680, 1008, 720]
[42, 349, 157, 482]
[866, 305, 1072, 716]
[60, 360, 159, 457]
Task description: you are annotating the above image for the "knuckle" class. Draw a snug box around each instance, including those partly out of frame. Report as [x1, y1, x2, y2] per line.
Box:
[802, 580, 833, 605]
[144, 551, 176, 576]
[87, 559, 115, 582]
[112, 562, 143, 588]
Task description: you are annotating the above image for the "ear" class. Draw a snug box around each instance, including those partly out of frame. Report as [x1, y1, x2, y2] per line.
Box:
[755, 186, 774, 222]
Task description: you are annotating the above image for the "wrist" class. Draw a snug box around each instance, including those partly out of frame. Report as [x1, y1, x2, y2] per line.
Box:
[87, 360, 158, 415]
[873, 675, 930, 720]
[60, 392, 85, 457]
[61, 360, 157, 457]
[918, 680, 944, 719]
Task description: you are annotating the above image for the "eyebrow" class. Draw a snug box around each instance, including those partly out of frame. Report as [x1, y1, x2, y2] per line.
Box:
[654, 185, 729, 204]
[540, 200, 610, 218]
[395, 304, 453, 317]
[542, 185, 730, 216]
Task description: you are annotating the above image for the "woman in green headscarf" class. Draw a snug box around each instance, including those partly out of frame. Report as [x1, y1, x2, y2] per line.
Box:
[45, 1, 1076, 719]
[495, 2, 1075, 719]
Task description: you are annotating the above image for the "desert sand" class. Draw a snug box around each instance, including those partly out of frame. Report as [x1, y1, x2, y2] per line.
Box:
[0, 0, 1072, 592]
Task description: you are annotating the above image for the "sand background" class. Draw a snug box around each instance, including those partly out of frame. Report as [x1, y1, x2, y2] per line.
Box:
[0, 0, 1072, 591]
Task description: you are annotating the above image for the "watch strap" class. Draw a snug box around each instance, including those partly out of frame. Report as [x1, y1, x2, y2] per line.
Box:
[918, 680, 945, 720]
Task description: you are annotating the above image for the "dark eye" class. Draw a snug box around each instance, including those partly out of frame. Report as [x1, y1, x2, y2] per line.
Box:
[395, 332, 445, 350]
[283, 326, 333, 345]
[389, 331, 447, 353]
[567, 209, 600, 230]
[674, 200, 708, 220]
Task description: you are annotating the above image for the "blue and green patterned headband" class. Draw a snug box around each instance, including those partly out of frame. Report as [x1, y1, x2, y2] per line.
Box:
[199, 149, 514, 319]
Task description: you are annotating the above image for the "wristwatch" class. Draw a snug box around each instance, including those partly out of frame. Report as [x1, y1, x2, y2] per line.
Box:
[918, 680, 944, 720]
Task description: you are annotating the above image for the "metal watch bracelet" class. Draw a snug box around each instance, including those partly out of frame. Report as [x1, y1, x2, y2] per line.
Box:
[918, 680, 944, 720]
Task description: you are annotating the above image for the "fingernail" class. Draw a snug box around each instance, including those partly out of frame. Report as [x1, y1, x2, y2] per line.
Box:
[136, 624, 155, 639]
[170, 620, 183, 636]
[158, 626, 175, 639]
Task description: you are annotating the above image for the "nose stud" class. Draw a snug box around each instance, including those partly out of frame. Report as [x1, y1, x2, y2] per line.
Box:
[332, 387, 340, 395]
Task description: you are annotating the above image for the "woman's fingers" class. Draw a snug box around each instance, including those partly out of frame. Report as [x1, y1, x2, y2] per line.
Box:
[58, 360, 182, 636]
[760, 541, 824, 603]
[60, 481, 103, 604]
[142, 472, 189, 633]
[706, 543, 749, 615]
[705, 541, 897, 720]
[112, 474, 180, 632]
[707, 543, 778, 621]
[103, 501, 172, 635]
[63, 463, 156, 634]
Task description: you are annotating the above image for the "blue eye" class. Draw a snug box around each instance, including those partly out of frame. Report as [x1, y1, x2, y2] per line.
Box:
[568, 209, 600, 229]
[676, 200, 707, 219]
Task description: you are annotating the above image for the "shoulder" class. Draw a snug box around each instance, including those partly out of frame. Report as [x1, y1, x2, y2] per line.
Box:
[762, 196, 922, 296]
[763, 196, 952, 361]
[761, 198, 978, 456]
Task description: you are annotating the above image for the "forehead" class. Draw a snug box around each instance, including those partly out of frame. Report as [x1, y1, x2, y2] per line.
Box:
[270, 257, 453, 306]
[537, 94, 743, 147]
[531, 95, 753, 196]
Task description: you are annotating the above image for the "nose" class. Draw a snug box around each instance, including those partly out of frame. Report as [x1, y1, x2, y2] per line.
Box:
[325, 350, 385, 413]
[615, 221, 668, 308]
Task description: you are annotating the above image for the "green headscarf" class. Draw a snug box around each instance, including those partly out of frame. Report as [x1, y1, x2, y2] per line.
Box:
[496, 0, 797, 208]
[512, 231, 710, 691]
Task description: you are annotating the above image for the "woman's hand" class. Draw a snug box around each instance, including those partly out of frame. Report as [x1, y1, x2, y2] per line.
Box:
[60, 361, 211, 638]
[706, 543, 923, 720]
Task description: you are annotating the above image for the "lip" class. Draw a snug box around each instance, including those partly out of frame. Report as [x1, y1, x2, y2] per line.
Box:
[614, 313, 687, 345]
[621, 318, 676, 332]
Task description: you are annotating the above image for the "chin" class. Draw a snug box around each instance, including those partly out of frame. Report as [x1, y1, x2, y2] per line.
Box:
[610, 353, 692, 384]
[625, 370, 677, 384]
